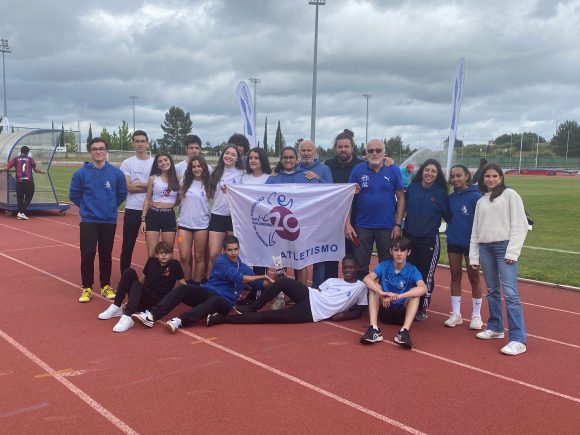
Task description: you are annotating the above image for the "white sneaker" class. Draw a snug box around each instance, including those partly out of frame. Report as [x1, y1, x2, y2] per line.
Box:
[98, 303, 123, 320]
[17, 213, 29, 220]
[444, 313, 463, 327]
[166, 318, 182, 334]
[113, 315, 134, 333]
[476, 329, 505, 340]
[501, 341, 527, 356]
[272, 294, 286, 310]
[469, 315, 484, 330]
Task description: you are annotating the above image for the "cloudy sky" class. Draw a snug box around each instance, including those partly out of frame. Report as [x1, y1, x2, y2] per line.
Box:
[2, 0, 580, 149]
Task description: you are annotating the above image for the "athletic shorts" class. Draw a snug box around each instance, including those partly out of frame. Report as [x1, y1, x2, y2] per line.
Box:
[447, 243, 469, 256]
[208, 213, 233, 232]
[145, 207, 176, 232]
[378, 303, 406, 325]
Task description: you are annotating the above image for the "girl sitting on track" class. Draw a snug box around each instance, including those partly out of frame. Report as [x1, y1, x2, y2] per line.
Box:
[444, 164, 483, 330]
[207, 145, 245, 279]
[177, 156, 211, 285]
[98, 241, 185, 332]
[469, 163, 529, 356]
[141, 152, 180, 257]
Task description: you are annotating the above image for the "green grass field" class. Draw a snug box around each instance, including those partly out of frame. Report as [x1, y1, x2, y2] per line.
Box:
[48, 165, 580, 287]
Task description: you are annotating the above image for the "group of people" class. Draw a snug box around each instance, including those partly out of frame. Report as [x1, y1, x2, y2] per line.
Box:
[63, 128, 529, 355]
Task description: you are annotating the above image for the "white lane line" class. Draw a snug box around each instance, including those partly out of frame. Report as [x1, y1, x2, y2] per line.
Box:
[524, 246, 580, 255]
[325, 322, 580, 404]
[0, 329, 139, 435]
[0, 224, 144, 270]
[434, 284, 580, 316]
[426, 308, 580, 350]
[0, 244, 68, 254]
[176, 328, 425, 434]
[0, 402, 49, 418]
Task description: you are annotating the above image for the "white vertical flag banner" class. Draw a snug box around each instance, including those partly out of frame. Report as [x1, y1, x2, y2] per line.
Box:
[1, 116, 11, 135]
[445, 58, 465, 180]
[235, 81, 257, 148]
[228, 184, 356, 269]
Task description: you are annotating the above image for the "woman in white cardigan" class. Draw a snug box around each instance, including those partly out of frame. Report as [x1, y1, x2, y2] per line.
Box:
[469, 163, 528, 356]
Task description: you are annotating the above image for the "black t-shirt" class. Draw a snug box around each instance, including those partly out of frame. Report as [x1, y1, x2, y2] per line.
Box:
[324, 156, 363, 184]
[143, 258, 184, 297]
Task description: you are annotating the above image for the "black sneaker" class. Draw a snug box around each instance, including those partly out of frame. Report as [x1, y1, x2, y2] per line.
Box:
[394, 328, 413, 349]
[206, 312, 225, 327]
[234, 304, 256, 315]
[414, 310, 428, 322]
[360, 326, 383, 344]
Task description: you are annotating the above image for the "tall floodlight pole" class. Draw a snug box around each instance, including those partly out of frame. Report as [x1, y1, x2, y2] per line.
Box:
[518, 133, 524, 174]
[1, 39, 11, 121]
[363, 94, 372, 144]
[309, 0, 325, 143]
[535, 133, 539, 168]
[129, 96, 138, 133]
[248, 77, 261, 133]
[565, 130, 570, 165]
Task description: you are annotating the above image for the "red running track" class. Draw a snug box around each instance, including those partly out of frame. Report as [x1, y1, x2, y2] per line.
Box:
[0, 208, 579, 434]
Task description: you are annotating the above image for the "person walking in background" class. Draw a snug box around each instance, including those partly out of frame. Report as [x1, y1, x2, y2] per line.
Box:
[0, 145, 47, 220]
[470, 163, 528, 356]
[444, 165, 483, 330]
[69, 137, 127, 303]
[472, 158, 488, 184]
[177, 156, 211, 284]
[403, 158, 450, 321]
[400, 162, 415, 190]
[141, 152, 180, 257]
[119, 130, 154, 273]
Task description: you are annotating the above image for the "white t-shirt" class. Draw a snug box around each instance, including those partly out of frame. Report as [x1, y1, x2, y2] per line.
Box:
[211, 167, 244, 216]
[176, 159, 213, 180]
[308, 279, 368, 322]
[120, 156, 154, 210]
[241, 173, 270, 185]
[178, 180, 210, 229]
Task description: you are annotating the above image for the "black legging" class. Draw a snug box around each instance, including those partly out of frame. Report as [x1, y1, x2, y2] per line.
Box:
[15, 180, 34, 213]
[150, 284, 230, 327]
[113, 268, 163, 315]
[225, 278, 314, 324]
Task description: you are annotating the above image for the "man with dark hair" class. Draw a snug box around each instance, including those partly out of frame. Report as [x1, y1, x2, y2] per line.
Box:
[228, 133, 250, 170]
[0, 145, 47, 220]
[119, 130, 154, 273]
[69, 137, 127, 303]
[360, 237, 426, 349]
[132, 235, 273, 333]
[206, 255, 367, 327]
[176, 134, 209, 179]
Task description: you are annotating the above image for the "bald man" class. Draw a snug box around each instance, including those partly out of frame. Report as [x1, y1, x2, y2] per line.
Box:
[345, 139, 405, 280]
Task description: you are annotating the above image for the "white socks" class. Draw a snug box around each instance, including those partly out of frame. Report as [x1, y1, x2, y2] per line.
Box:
[451, 296, 461, 314]
[472, 298, 482, 318]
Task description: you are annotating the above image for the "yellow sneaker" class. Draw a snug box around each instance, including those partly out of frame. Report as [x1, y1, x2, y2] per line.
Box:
[100, 284, 116, 300]
[79, 287, 92, 303]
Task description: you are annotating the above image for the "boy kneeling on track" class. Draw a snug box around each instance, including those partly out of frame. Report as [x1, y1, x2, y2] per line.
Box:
[360, 237, 426, 349]
[98, 241, 186, 332]
[132, 235, 273, 333]
[206, 255, 368, 327]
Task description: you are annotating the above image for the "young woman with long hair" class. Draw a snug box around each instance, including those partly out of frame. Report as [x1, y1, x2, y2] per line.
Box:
[403, 158, 450, 321]
[177, 156, 211, 284]
[469, 163, 528, 356]
[444, 164, 483, 330]
[141, 152, 180, 257]
[207, 145, 245, 278]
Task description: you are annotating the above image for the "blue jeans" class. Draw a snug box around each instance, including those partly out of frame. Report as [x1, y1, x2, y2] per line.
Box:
[312, 262, 326, 289]
[478, 241, 526, 343]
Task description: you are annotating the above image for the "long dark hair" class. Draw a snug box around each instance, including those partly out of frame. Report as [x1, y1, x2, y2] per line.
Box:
[150, 152, 179, 192]
[209, 145, 243, 198]
[411, 158, 447, 190]
[247, 147, 271, 174]
[448, 164, 473, 190]
[478, 163, 506, 202]
[181, 156, 211, 198]
[274, 146, 298, 173]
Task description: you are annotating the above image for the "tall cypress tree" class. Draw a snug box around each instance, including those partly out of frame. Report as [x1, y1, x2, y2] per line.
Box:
[263, 117, 268, 154]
